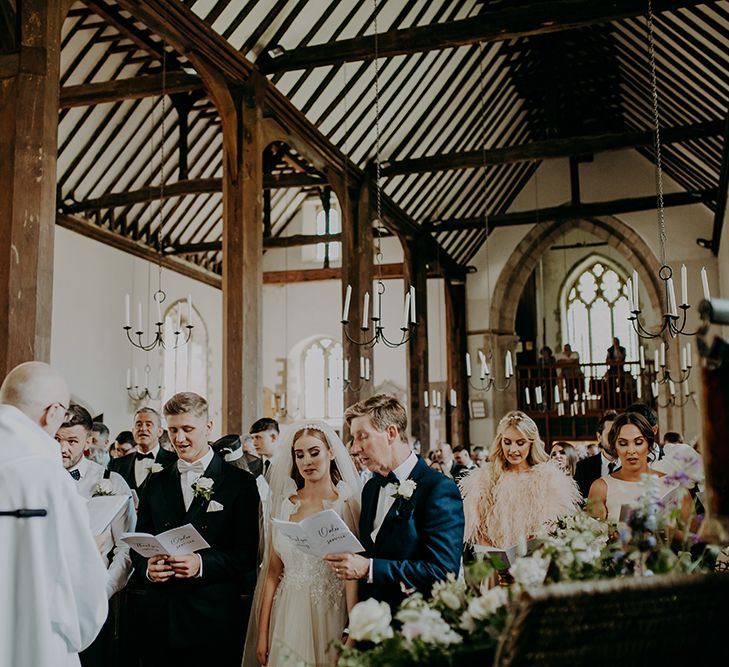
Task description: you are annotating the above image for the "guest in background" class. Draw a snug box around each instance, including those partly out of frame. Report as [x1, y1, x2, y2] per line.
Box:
[109, 430, 135, 459]
[471, 446, 488, 467]
[435, 442, 460, 479]
[460, 411, 580, 549]
[0, 362, 108, 667]
[212, 434, 263, 476]
[57, 405, 135, 667]
[587, 412, 686, 523]
[556, 343, 583, 404]
[574, 411, 618, 499]
[87, 421, 111, 467]
[549, 441, 578, 477]
[109, 407, 176, 491]
[250, 417, 280, 478]
[453, 446, 476, 481]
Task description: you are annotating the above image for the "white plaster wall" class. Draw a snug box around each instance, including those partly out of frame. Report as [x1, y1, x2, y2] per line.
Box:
[51, 226, 223, 439]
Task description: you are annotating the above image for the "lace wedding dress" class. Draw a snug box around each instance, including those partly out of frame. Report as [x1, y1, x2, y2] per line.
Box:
[266, 492, 355, 667]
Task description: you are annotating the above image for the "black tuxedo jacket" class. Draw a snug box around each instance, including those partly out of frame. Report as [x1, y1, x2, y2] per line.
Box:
[108, 446, 177, 491]
[130, 453, 260, 654]
[359, 456, 464, 609]
[574, 452, 602, 499]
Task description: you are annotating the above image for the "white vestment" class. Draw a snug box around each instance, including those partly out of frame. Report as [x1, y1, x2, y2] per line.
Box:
[69, 457, 136, 597]
[0, 405, 108, 667]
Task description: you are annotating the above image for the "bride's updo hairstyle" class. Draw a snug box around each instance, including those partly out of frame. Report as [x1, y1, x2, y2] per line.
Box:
[290, 426, 343, 489]
[490, 410, 548, 472]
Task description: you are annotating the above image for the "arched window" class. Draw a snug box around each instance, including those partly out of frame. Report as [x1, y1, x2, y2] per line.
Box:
[302, 337, 343, 419]
[315, 207, 340, 262]
[561, 257, 637, 376]
[161, 301, 209, 401]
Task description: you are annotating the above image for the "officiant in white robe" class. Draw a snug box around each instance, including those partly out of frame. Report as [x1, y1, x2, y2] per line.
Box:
[0, 362, 108, 667]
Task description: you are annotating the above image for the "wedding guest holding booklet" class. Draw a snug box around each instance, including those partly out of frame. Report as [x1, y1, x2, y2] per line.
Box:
[243, 420, 361, 667]
[130, 392, 259, 667]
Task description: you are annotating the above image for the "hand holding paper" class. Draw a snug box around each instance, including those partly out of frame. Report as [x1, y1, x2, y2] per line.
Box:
[121, 523, 210, 558]
[272, 509, 363, 558]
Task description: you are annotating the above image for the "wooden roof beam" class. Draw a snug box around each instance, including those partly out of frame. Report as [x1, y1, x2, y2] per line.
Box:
[258, 0, 706, 74]
[60, 71, 204, 107]
[709, 112, 729, 255]
[382, 119, 724, 176]
[428, 189, 717, 230]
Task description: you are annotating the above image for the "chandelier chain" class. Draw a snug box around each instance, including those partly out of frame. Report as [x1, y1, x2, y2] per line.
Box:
[646, 0, 667, 267]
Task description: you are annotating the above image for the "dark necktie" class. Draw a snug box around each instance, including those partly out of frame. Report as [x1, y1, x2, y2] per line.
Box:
[374, 471, 399, 487]
[69, 469, 81, 481]
[136, 452, 154, 461]
[608, 461, 616, 474]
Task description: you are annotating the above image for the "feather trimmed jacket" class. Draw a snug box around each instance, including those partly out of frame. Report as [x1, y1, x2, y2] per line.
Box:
[459, 461, 581, 547]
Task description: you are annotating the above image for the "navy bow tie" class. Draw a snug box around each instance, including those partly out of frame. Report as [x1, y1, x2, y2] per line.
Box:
[136, 452, 154, 461]
[69, 469, 81, 481]
[374, 471, 399, 488]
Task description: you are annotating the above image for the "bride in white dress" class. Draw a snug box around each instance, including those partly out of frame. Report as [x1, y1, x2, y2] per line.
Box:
[243, 420, 360, 667]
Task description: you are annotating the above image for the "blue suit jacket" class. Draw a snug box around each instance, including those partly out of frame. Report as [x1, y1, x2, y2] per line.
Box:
[359, 456, 464, 608]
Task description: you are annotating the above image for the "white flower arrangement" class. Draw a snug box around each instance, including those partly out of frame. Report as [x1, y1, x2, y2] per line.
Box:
[146, 462, 163, 475]
[347, 598, 394, 643]
[192, 476, 214, 501]
[391, 479, 417, 501]
[92, 479, 114, 497]
[396, 598, 462, 647]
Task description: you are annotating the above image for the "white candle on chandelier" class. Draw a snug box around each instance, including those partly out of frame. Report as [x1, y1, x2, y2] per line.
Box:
[465, 352, 472, 377]
[535, 386, 543, 404]
[432, 389, 437, 407]
[680, 264, 688, 306]
[627, 279, 634, 312]
[684, 381, 690, 397]
[362, 292, 370, 330]
[632, 270, 640, 311]
[681, 346, 688, 372]
[126, 368, 131, 389]
[636, 379, 642, 399]
[409, 285, 417, 324]
[450, 389, 457, 407]
[187, 295, 192, 325]
[701, 267, 710, 301]
[125, 294, 131, 328]
[524, 387, 531, 405]
[686, 343, 692, 368]
[668, 379, 676, 397]
[156, 297, 162, 326]
[342, 284, 352, 322]
[360, 357, 365, 379]
[654, 349, 659, 373]
[401, 292, 411, 330]
[554, 384, 561, 404]
[436, 391, 442, 408]
[651, 381, 658, 398]
[365, 358, 371, 381]
[666, 277, 678, 317]
[660, 342, 666, 367]
[505, 351, 513, 378]
[639, 345, 645, 369]
[423, 390, 429, 408]
[137, 301, 143, 333]
[343, 358, 349, 381]
[372, 290, 381, 322]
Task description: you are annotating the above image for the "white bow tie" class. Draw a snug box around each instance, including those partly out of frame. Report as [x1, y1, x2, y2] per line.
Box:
[177, 460, 206, 475]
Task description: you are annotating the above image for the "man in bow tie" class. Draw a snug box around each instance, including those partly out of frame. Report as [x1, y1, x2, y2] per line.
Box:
[108, 407, 176, 491]
[325, 394, 464, 609]
[131, 392, 259, 667]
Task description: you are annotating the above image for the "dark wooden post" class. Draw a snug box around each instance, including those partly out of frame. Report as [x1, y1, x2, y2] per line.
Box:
[0, 0, 64, 376]
[219, 73, 264, 434]
[444, 276, 470, 449]
[403, 236, 430, 452]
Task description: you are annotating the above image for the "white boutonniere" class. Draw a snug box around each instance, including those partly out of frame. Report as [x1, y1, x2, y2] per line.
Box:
[391, 479, 417, 501]
[192, 476, 214, 501]
[146, 462, 163, 476]
[92, 479, 114, 497]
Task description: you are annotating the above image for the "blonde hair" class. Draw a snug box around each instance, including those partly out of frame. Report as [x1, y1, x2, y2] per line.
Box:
[163, 392, 208, 420]
[490, 410, 548, 472]
[344, 393, 407, 437]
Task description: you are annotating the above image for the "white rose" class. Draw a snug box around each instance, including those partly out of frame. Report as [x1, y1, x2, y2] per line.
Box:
[97, 479, 113, 494]
[195, 476, 214, 490]
[467, 587, 507, 620]
[510, 554, 548, 589]
[438, 588, 462, 611]
[347, 599, 393, 643]
[147, 462, 163, 474]
[398, 479, 417, 499]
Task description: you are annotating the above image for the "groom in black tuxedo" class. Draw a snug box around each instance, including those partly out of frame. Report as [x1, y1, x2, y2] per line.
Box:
[326, 394, 464, 609]
[131, 392, 260, 667]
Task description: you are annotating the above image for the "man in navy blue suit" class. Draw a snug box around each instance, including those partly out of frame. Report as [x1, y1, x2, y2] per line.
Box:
[325, 394, 464, 609]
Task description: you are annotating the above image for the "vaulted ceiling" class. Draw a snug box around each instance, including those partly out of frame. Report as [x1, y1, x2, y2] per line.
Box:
[55, 0, 729, 280]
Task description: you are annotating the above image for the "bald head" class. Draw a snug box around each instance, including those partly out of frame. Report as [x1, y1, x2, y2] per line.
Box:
[0, 362, 70, 435]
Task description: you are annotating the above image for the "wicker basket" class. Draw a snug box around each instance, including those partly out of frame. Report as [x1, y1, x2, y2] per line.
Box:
[493, 573, 729, 667]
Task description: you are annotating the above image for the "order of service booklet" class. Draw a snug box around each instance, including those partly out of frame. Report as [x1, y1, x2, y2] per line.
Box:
[472, 538, 542, 569]
[272, 508, 364, 558]
[121, 523, 210, 558]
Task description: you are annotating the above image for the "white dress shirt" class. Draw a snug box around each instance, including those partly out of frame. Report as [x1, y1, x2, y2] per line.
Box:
[371, 451, 418, 542]
[68, 457, 136, 598]
[133, 445, 160, 487]
[179, 446, 214, 511]
[600, 451, 620, 477]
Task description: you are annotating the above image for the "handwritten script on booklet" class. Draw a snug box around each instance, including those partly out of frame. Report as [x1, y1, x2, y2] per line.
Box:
[272, 508, 364, 558]
[121, 523, 210, 558]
